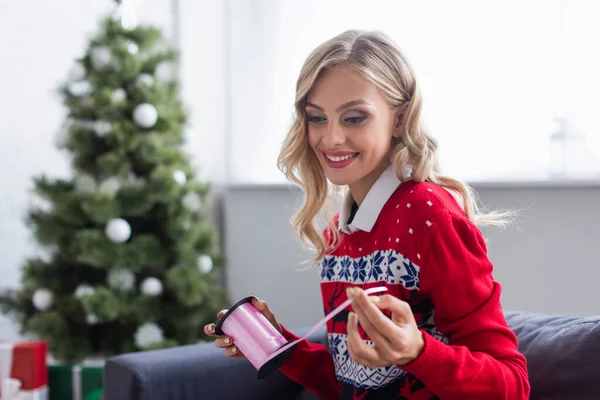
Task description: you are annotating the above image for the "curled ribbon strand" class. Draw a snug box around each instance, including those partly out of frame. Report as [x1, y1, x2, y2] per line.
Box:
[267, 286, 388, 361]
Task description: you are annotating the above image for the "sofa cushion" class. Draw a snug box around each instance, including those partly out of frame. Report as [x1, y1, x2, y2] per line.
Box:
[506, 311, 600, 400]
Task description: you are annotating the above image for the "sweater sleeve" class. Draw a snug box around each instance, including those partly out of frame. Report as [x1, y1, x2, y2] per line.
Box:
[277, 325, 339, 400]
[401, 212, 530, 400]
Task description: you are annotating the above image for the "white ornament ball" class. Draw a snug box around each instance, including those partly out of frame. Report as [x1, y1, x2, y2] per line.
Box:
[132, 103, 158, 128]
[74, 284, 95, 299]
[90, 46, 112, 70]
[112, 88, 127, 103]
[198, 255, 213, 274]
[173, 170, 187, 185]
[126, 41, 139, 55]
[140, 277, 163, 296]
[68, 62, 86, 81]
[136, 74, 154, 87]
[134, 323, 164, 348]
[155, 62, 174, 81]
[107, 268, 136, 291]
[105, 218, 132, 243]
[68, 81, 92, 97]
[182, 192, 202, 212]
[86, 314, 98, 325]
[93, 120, 112, 137]
[74, 174, 96, 194]
[32, 288, 53, 311]
[99, 177, 120, 198]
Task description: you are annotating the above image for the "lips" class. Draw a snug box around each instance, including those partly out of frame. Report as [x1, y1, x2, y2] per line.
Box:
[321, 150, 359, 169]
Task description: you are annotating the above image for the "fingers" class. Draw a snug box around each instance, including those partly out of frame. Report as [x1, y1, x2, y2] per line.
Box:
[214, 336, 233, 349]
[347, 288, 398, 342]
[205, 300, 281, 362]
[204, 323, 218, 337]
[204, 325, 246, 359]
[217, 337, 246, 359]
[224, 344, 245, 358]
[347, 311, 379, 369]
[252, 297, 274, 319]
[204, 307, 230, 337]
[374, 295, 416, 325]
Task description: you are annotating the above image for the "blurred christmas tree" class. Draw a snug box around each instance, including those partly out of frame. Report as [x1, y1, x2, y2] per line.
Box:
[0, 10, 228, 363]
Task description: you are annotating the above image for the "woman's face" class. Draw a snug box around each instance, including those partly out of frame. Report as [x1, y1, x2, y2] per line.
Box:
[306, 67, 403, 202]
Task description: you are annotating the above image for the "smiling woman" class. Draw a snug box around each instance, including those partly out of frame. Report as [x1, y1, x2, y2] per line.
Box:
[272, 28, 530, 400]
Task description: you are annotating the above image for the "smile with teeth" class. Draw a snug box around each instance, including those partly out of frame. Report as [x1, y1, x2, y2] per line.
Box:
[324, 153, 359, 162]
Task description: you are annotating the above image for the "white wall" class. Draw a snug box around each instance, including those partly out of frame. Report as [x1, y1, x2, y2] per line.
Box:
[178, 0, 228, 183]
[224, 182, 600, 330]
[0, 0, 227, 341]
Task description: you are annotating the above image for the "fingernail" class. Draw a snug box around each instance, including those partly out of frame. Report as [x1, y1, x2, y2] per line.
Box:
[253, 297, 264, 308]
[231, 346, 237, 353]
[224, 337, 231, 345]
[346, 287, 359, 298]
[207, 324, 214, 332]
[348, 311, 355, 322]
[370, 296, 380, 303]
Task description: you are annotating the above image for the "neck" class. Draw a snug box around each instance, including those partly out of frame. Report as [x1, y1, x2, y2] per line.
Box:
[348, 161, 390, 206]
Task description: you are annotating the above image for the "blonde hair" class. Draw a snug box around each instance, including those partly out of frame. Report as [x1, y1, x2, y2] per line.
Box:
[277, 30, 513, 263]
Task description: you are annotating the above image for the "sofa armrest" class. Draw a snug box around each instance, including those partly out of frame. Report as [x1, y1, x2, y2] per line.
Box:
[103, 326, 327, 400]
[506, 311, 600, 400]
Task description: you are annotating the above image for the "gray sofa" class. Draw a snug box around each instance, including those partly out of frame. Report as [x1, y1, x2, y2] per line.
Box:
[103, 311, 600, 400]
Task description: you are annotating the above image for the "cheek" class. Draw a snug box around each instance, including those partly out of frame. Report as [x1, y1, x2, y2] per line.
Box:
[353, 124, 391, 154]
[373, 121, 394, 151]
[307, 127, 320, 150]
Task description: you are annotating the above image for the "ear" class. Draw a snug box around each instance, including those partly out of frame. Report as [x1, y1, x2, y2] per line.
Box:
[392, 101, 410, 138]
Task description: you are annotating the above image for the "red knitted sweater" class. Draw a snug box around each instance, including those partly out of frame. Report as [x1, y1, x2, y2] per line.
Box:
[279, 179, 530, 400]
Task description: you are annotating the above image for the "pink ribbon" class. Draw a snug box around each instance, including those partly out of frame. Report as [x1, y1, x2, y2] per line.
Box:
[266, 286, 388, 362]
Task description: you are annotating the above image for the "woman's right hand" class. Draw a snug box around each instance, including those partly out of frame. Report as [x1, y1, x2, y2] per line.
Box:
[203, 297, 282, 359]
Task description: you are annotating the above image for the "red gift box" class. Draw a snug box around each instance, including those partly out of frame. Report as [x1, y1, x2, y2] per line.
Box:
[0, 341, 48, 399]
[12, 342, 48, 391]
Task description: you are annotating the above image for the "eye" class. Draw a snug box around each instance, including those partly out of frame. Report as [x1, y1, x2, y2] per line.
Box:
[308, 115, 327, 124]
[344, 115, 367, 125]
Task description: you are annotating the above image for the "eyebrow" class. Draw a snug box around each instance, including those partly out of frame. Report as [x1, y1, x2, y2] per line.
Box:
[305, 99, 371, 112]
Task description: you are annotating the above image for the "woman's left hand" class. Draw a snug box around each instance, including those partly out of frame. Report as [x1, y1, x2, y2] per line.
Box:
[346, 287, 425, 368]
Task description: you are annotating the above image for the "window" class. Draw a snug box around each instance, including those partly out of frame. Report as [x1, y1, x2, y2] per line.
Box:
[225, 0, 600, 184]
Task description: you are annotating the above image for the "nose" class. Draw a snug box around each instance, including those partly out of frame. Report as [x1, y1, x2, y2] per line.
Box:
[321, 122, 345, 148]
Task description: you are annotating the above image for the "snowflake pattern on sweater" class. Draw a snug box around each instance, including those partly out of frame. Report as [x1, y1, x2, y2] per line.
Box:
[319, 250, 421, 288]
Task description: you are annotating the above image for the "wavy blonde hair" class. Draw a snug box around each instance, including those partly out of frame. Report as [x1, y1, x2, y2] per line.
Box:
[277, 30, 513, 263]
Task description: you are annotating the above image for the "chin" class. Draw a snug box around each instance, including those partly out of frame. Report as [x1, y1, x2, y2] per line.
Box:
[323, 170, 357, 186]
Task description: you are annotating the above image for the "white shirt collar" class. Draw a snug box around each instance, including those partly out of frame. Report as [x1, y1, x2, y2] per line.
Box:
[338, 164, 411, 234]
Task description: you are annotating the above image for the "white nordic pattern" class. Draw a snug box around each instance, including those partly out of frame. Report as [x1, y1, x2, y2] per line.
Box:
[329, 313, 448, 390]
[328, 333, 406, 389]
[318, 250, 420, 289]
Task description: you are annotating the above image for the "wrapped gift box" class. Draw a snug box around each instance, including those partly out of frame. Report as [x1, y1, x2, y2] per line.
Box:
[48, 365, 103, 400]
[0, 341, 48, 400]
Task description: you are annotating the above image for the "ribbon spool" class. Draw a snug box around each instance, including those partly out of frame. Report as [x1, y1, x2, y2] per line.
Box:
[214, 297, 296, 379]
[215, 286, 388, 380]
